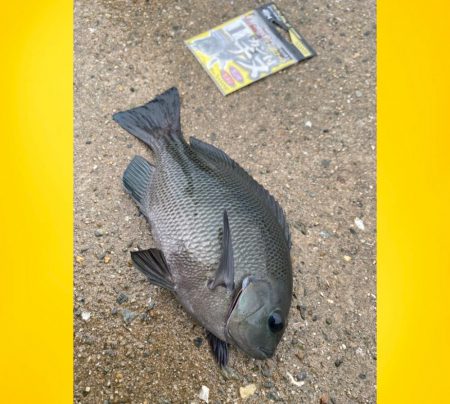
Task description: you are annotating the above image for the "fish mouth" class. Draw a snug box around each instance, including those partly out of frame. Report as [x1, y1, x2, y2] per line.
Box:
[257, 346, 274, 359]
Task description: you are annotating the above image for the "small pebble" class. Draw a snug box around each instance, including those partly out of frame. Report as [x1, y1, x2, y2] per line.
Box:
[221, 366, 240, 381]
[294, 221, 308, 235]
[194, 337, 203, 348]
[261, 364, 273, 377]
[82, 334, 94, 345]
[295, 371, 308, 381]
[94, 229, 104, 237]
[343, 255, 352, 262]
[296, 350, 305, 361]
[267, 390, 281, 401]
[319, 230, 331, 239]
[111, 307, 118, 316]
[122, 309, 137, 324]
[198, 385, 209, 403]
[355, 90, 363, 97]
[305, 120, 312, 128]
[354, 217, 365, 230]
[321, 159, 331, 168]
[239, 384, 256, 399]
[116, 293, 129, 305]
[147, 297, 156, 309]
[335, 358, 343, 367]
[359, 373, 367, 380]
[312, 314, 318, 322]
[81, 311, 91, 321]
[320, 393, 330, 404]
[263, 381, 274, 389]
[286, 371, 304, 387]
[356, 347, 365, 356]
[326, 318, 332, 325]
[297, 305, 307, 320]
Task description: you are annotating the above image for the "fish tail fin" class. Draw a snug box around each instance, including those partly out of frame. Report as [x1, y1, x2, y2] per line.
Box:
[113, 87, 183, 154]
[123, 155, 154, 214]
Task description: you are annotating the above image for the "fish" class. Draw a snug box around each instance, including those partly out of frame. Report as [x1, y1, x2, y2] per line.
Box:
[113, 87, 293, 367]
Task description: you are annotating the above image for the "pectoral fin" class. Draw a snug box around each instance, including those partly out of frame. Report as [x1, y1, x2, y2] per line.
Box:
[131, 248, 175, 291]
[208, 210, 235, 292]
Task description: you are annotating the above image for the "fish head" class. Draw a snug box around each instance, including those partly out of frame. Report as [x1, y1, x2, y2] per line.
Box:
[225, 276, 288, 360]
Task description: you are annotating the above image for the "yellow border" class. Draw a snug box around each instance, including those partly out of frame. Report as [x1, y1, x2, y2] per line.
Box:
[378, 1, 450, 402]
[0, 1, 73, 402]
[1, 0, 450, 401]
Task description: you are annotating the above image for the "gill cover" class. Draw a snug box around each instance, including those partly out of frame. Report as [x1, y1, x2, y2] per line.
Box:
[226, 277, 287, 359]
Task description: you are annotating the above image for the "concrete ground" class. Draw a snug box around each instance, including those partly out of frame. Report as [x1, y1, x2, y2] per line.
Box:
[74, 0, 376, 403]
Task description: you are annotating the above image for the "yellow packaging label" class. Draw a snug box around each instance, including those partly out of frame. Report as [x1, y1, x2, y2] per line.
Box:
[185, 3, 315, 95]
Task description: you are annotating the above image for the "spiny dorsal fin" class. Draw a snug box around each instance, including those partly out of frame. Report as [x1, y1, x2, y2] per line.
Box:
[208, 210, 235, 292]
[190, 137, 291, 248]
[131, 248, 175, 291]
[206, 331, 229, 368]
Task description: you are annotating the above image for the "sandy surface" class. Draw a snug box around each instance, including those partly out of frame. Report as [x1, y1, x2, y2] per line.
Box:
[74, 0, 376, 402]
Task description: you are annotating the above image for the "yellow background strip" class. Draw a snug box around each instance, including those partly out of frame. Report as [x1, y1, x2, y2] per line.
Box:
[0, 1, 73, 403]
[378, 0, 450, 402]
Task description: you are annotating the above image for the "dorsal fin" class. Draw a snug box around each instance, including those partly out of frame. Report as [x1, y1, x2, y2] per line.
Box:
[190, 137, 291, 248]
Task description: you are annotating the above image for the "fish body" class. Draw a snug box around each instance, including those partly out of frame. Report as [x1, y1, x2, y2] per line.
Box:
[113, 88, 292, 365]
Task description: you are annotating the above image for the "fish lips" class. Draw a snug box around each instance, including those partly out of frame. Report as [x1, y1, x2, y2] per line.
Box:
[257, 346, 275, 359]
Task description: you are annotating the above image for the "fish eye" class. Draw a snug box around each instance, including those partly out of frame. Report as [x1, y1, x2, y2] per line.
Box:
[268, 311, 284, 333]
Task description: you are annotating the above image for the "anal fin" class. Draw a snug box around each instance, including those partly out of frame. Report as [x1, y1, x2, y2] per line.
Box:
[206, 331, 229, 368]
[131, 249, 174, 291]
